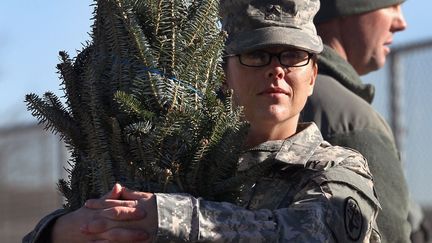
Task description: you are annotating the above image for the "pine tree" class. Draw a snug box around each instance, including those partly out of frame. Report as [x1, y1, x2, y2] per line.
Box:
[25, 0, 248, 210]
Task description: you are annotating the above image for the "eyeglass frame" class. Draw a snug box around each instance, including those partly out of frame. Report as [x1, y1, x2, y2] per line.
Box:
[223, 49, 314, 68]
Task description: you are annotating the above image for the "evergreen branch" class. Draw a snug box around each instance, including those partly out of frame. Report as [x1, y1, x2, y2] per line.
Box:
[80, 58, 115, 195]
[67, 152, 94, 209]
[25, 93, 81, 148]
[186, 137, 210, 193]
[183, 0, 219, 47]
[58, 51, 82, 115]
[110, 117, 131, 182]
[114, 90, 155, 120]
[114, 0, 157, 69]
[112, 0, 165, 113]
[87, 110, 115, 195]
[58, 179, 72, 208]
[199, 31, 226, 88]
[154, 0, 164, 37]
[124, 121, 161, 182]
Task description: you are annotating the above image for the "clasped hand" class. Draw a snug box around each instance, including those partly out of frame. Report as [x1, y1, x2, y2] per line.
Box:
[51, 184, 157, 243]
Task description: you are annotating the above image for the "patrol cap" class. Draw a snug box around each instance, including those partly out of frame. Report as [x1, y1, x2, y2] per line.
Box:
[221, 0, 323, 55]
[315, 0, 405, 24]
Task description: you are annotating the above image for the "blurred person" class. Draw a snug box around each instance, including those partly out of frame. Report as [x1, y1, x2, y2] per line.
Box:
[301, 0, 430, 242]
[24, 0, 383, 242]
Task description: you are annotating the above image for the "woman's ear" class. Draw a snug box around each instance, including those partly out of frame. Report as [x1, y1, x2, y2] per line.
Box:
[308, 62, 318, 96]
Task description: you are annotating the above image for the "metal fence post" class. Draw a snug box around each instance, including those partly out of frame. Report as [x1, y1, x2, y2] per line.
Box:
[388, 51, 405, 161]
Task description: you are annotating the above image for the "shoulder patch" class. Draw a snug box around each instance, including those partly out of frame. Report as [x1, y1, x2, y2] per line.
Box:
[344, 197, 363, 241]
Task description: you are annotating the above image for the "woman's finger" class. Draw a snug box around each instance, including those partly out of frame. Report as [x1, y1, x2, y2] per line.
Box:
[87, 227, 150, 242]
[101, 183, 123, 200]
[100, 206, 146, 221]
[119, 188, 153, 200]
[85, 198, 138, 209]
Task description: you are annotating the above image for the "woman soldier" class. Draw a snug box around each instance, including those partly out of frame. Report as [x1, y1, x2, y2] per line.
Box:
[25, 0, 381, 242]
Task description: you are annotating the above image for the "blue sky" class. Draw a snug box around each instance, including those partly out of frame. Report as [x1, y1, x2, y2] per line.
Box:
[0, 1, 93, 126]
[0, 0, 431, 126]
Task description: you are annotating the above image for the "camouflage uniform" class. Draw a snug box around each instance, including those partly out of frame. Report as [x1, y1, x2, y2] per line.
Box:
[155, 123, 381, 242]
[23, 123, 381, 243]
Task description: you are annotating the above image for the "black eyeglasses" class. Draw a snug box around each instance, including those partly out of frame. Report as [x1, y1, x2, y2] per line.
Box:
[225, 50, 313, 68]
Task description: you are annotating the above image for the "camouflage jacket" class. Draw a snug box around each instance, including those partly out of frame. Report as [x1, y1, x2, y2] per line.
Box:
[23, 123, 381, 243]
[155, 123, 381, 242]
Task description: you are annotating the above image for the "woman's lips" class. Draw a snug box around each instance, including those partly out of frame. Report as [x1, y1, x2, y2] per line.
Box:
[258, 87, 289, 95]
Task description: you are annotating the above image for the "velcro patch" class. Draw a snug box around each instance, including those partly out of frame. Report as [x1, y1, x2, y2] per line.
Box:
[344, 197, 363, 241]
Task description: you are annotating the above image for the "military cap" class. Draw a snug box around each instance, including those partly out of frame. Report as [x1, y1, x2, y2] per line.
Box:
[315, 0, 406, 24]
[220, 0, 323, 54]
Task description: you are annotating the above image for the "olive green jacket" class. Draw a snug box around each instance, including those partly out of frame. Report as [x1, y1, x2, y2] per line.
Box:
[302, 45, 411, 243]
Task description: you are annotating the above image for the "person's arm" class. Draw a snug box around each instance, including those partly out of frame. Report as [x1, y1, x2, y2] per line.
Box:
[84, 163, 381, 242]
[155, 170, 380, 242]
[22, 183, 150, 243]
[22, 209, 67, 243]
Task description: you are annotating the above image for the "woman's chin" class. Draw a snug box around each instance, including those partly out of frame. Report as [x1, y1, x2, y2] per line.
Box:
[252, 112, 296, 126]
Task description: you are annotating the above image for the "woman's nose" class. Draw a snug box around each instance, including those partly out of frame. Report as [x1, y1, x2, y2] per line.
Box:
[266, 56, 285, 80]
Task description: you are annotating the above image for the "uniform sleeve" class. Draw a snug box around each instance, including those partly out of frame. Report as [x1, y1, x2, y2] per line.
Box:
[328, 129, 410, 243]
[22, 209, 67, 243]
[154, 165, 381, 242]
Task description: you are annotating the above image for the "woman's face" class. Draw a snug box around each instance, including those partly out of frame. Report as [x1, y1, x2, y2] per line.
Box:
[225, 46, 317, 134]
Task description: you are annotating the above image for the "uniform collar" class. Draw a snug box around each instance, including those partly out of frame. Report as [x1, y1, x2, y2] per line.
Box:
[274, 122, 324, 166]
[239, 123, 324, 171]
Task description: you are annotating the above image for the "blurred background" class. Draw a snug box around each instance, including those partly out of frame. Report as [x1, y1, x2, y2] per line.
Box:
[1, 1, 432, 242]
